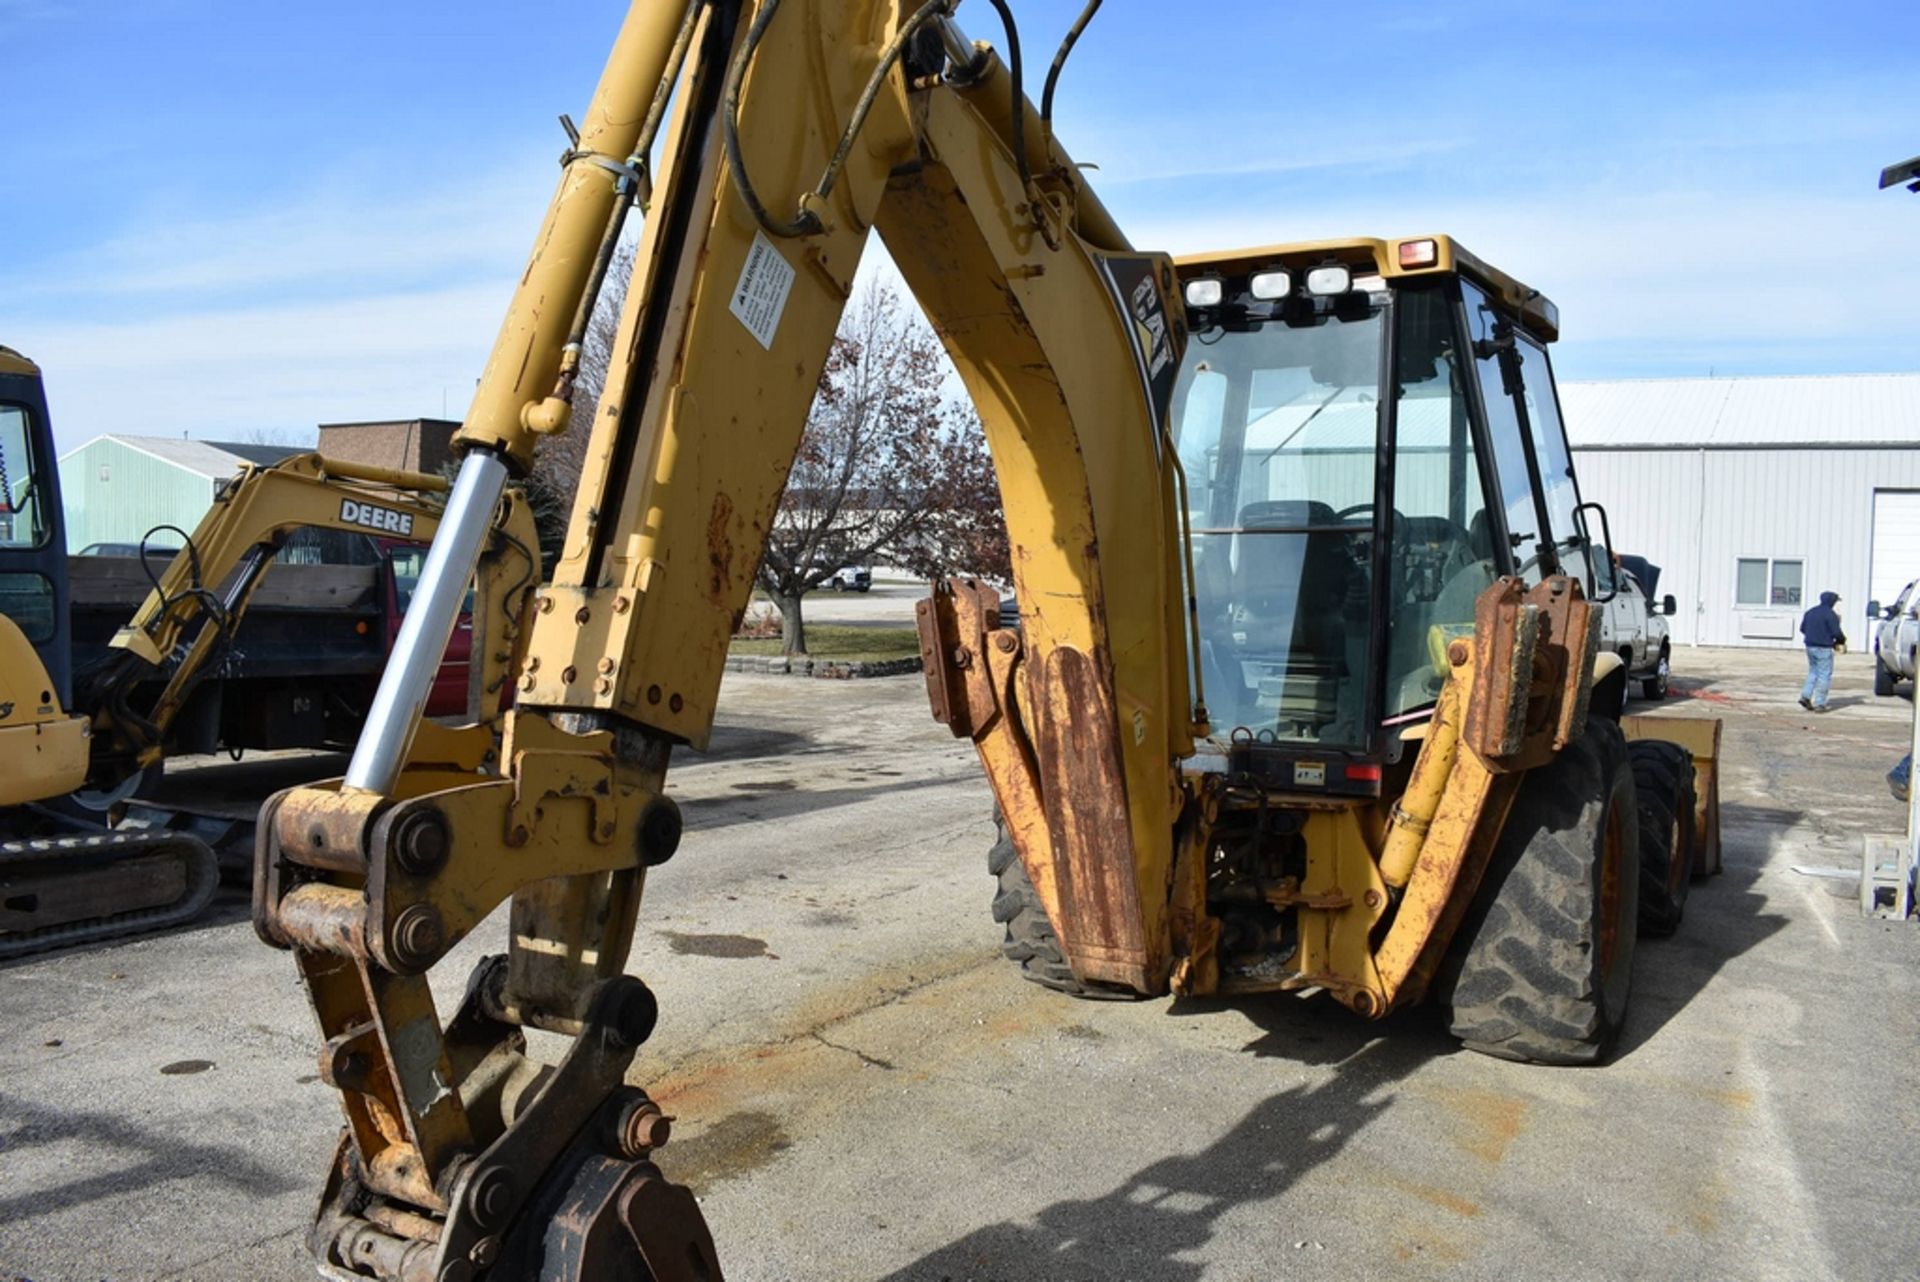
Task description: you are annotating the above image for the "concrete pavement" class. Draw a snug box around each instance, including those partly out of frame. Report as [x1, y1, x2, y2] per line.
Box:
[2, 647, 1916, 1281]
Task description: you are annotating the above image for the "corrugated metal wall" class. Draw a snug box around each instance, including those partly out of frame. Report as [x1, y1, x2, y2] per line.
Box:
[61, 439, 217, 552]
[1574, 447, 1920, 648]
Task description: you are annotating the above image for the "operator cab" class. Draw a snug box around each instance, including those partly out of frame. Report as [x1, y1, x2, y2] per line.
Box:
[0, 347, 71, 705]
[1171, 237, 1608, 794]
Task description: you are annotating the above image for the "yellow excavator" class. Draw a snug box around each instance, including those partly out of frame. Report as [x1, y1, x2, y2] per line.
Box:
[244, 3, 1720, 1277]
[0, 348, 539, 958]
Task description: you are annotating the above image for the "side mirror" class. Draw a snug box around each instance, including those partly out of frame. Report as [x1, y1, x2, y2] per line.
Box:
[1867, 599, 1882, 619]
[1662, 594, 1677, 617]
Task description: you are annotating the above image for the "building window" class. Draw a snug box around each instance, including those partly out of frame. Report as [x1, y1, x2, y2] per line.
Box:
[1736, 557, 1803, 607]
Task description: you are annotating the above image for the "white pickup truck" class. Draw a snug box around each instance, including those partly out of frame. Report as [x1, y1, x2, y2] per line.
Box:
[1869, 577, 1918, 697]
[1600, 554, 1677, 703]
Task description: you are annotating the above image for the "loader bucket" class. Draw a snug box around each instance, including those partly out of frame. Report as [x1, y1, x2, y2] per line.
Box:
[1621, 714, 1723, 877]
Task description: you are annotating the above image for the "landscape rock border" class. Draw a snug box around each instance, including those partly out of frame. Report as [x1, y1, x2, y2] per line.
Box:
[723, 654, 922, 680]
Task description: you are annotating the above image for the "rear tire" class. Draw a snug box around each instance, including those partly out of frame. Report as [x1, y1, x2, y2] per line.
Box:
[988, 828, 1139, 1000]
[1875, 661, 1897, 697]
[1442, 718, 1640, 1065]
[1627, 739, 1695, 937]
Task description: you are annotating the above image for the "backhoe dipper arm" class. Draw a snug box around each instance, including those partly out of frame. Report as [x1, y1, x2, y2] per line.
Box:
[82, 453, 537, 791]
[255, 4, 1192, 1277]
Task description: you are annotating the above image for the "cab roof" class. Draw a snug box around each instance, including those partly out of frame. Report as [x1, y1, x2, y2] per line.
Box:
[1175, 235, 1559, 342]
[0, 345, 41, 378]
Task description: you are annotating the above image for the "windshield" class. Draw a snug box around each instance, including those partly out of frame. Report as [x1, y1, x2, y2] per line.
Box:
[1173, 298, 1385, 750]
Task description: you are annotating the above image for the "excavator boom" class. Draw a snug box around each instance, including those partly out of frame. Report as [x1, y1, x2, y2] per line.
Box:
[0, 356, 540, 960]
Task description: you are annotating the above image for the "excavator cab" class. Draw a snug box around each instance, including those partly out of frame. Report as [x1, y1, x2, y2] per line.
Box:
[0, 347, 73, 707]
[1173, 237, 1611, 793]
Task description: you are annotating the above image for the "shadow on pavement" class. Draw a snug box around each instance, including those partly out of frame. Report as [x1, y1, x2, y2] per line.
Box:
[876, 1005, 1444, 1282]
[0, 1090, 302, 1224]
[1616, 819, 1791, 1059]
[678, 771, 955, 832]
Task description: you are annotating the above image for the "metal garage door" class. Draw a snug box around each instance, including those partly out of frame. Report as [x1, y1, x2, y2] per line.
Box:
[1869, 489, 1920, 612]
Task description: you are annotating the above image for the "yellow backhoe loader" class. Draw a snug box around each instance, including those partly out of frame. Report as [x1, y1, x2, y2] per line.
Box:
[244, 3, 1721, 1277]
[0, 349, 539, 958]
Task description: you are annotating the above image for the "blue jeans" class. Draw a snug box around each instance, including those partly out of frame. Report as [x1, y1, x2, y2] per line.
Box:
[1801, 645, 1834, 707]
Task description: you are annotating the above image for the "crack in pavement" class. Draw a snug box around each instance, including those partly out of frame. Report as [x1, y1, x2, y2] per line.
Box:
[811, 1030, 899, 1070]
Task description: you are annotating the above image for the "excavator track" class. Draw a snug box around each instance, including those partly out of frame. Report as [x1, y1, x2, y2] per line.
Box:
[0, 828, 221, 961]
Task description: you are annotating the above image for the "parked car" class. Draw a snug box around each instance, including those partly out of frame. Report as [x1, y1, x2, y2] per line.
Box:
[1599, 554, 1677, 702]
[1869, 577, 1918, 696]
[821, 564, 872, 592]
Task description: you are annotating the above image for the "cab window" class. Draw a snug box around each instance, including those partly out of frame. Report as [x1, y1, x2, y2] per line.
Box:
[0, 405, 48, 549]
[1382, 286, 1501, 718]
[1511, 336, 1591, 590]
[0, 571, 55, 642]
[1461, 285, 1547, 583]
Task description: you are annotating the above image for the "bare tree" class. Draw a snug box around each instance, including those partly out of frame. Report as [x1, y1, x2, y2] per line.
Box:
[757, 285, 1008, 654]
[527, 259, 1010, 653]
[237, 425, 319, 449]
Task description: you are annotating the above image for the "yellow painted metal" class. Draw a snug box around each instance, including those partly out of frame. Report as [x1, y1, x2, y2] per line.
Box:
[1379, 674, 1464, 889]
[877, 90, 1189, 988]
[0, 345, 40, 377]
[1370, 642, 1503, 1005]
[1292, 806, 1389, 1011]
[0, 616, 89, 805]
[454, 2, 693, 472]
[1176, 234, 1561, 342]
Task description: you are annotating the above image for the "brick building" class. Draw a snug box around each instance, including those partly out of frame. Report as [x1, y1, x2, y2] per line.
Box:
[316, 418, 459, 476]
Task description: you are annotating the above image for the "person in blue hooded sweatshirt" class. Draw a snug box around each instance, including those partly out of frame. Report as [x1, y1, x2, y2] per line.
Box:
[1798, 590, 1846, 712]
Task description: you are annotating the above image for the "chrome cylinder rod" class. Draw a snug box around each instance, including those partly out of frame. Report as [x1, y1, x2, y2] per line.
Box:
[343, 450, 509, 794]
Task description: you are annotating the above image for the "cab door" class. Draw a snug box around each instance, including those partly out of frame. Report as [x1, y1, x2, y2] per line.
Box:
[0, 360, 71, 703]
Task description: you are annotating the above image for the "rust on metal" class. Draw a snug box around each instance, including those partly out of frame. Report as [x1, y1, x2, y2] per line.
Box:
[276, 883, 369, 957]
[915, 579, 1003, 737]
[621, 1169, 725, 1282]
[1029, 644, 1151, 990]
[322, 1021, 382, 1092]
[275, 785, 384, 873]
[1527, 574, 1597, 753]
[1461, 578, 1531, 762]
[705, 491, 736, 604]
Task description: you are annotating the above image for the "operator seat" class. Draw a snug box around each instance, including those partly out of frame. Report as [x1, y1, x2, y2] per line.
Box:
[1231, 500, 1352, 730]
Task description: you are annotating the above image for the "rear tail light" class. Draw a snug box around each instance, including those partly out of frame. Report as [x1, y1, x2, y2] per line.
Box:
[1397, 239, 1439, 268]
[1345, 762, 1383, 782]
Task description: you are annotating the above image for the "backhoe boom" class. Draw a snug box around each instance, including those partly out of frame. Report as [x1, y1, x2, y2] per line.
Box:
[256, 3, 1194, 1276]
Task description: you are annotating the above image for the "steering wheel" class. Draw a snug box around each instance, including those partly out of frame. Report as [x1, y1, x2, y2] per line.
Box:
[1334, 502, 1373, 524]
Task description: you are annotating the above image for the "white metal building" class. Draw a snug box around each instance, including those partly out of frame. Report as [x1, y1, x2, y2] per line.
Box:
[1560, 373, 1920, 648]
[59, 434, 299, 552]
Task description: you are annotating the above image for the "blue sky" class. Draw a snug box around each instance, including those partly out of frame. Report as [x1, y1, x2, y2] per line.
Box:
[1, 0, 1914, 451]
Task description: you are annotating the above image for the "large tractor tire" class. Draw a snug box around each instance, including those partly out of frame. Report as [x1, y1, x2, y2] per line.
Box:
[1442, 718, 1640, 1065]
[988, 829, 1139, 1001]
[1628, 739, 1696, 938]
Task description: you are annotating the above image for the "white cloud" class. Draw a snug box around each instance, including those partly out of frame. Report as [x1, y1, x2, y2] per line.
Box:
[1129, 181, 1920, 362]
[12, 282, 512, 451]
[5, 153, 552, 307]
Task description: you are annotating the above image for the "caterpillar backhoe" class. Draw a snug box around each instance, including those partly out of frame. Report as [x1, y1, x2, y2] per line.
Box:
[0, 348, 539, 958]
[245, 2, 1717, 1278]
